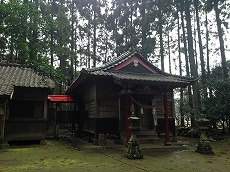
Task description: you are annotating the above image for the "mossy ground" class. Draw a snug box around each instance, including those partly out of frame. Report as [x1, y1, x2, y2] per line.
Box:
[0, 137, 230, 172]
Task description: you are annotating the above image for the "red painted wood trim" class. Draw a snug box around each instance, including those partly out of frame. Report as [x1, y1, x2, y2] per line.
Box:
[111, 56, 158, 73]
[48, 95, 75, 102]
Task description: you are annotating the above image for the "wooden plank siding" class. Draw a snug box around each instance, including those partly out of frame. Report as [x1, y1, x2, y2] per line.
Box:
[78, 77, 176, 139]
[4, 119, 47, 141]
[82, 82, 97, 118]
[97, 79, 120, 119]
[83, 118, 96, 134]
[87, 99, 96, 118]
[4, 87, 49, 142]
[98, 99, 119, 118]
[119, 95, 129, 131]
[82, 79, 120, 136]
[82, 82, 97, 134]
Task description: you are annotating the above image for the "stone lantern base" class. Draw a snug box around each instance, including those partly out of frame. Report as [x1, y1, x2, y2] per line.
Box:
[125, 112, 143, 159]
[125, 140, 143, 159]
[196, 140, 214, 154]
[195, 118, 214, 154]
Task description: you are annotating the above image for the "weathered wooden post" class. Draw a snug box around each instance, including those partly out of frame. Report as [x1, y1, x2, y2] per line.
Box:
[0, 104, 5, 149]
[125, 111, 143, 159]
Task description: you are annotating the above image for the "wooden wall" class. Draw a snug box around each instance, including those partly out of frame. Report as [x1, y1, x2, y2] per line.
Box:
[4, 119, 47, 141]
[97, 79, 120, 118]
[78, 80, 97, 134]
[9, 87, 49, 119]
[82, 82, 96, 118]
[119, 95, 128, 131]
[77, 78, 176, 140]
[4, 87, 50, 141]
[80, 78, 121, 136]
[0, 102, 6, 143]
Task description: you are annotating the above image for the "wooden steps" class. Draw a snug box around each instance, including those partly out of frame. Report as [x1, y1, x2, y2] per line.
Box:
[136, 130, 161, 144]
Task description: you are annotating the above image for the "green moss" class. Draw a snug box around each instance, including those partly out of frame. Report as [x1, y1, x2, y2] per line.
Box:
[0, 139, 230, 172]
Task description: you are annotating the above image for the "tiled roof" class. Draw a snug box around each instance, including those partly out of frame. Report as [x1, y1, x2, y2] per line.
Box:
[66, 49, 194, 94]
[82, 70, 193, 86]
[86, 48, 164, 74]
[81, 48, 194, 86]
[86, 50, 135, 72]
[0, 63, 55, 96]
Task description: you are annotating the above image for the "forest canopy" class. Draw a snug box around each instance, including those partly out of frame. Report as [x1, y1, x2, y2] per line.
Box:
[0, 0, 230, 130]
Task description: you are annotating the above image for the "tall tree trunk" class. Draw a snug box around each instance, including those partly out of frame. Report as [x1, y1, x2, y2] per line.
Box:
[184, 0, 200, 126]
[180, 5, 194, 127]
[205, 2, 216, 128]
[70, 0, 75, 82]
[114, 2, 120, 56]
[167, 31, 171, 74]
[205, 7, 212, 97]
[92, 5, 97, 67]
[74, 29, 77, 75]
[194, 0, 207, 98]
[50, 0, 54, 67]
[29, 0, 39, 61]
[10, 36, 14, 62]
[141, 0, 147, 58]
[159, 17, 164, 71]
[87, 30, 91, 69]
[214, 1, 228, 78]
[103, 2, 109, 63]
[176, 2, 184, 127]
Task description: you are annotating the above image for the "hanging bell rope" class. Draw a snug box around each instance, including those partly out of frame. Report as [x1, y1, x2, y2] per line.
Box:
[127, 93, 156, 109]
[130, 102, 135, 112]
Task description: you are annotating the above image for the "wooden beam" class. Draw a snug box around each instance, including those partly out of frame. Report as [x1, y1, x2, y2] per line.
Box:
[126, 94, 131, 143]
[164, 93, 171, 145]
[0, 104, 6, 145]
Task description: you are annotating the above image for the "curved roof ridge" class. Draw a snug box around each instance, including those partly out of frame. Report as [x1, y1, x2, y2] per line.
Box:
[85, 49, 136, 72]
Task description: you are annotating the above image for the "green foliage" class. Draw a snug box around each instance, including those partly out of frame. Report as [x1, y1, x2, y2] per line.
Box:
[1, 0, 230, 96]
[203, 62, 230, 122]
[0, 0, 71, 84]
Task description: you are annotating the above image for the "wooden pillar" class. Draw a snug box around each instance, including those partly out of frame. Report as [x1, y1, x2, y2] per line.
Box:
[164, 93, 171, 145]
[0, 104, 5, 145]
[126, 94, 131, 143]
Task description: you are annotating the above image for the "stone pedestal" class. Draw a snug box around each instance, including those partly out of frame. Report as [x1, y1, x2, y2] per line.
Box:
[196, 119, 214, 154]
[98, 134, 106, 146]
[196, 128, 214, 154]
[125, 134, 143, 159]
[125, 114, 143, 159]
[196, 140, 214, 154]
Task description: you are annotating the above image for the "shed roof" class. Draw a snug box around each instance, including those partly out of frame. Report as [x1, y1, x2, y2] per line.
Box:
[48, 95, 75, 102]
[0, 63, 55, 96]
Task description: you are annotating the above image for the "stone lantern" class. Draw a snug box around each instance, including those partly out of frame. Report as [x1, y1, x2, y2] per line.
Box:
[196, 118, 214, 154]
[125, 112, 143, 159]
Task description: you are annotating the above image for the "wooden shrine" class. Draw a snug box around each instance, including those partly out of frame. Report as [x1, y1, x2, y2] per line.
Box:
[66, 49, 194, 144]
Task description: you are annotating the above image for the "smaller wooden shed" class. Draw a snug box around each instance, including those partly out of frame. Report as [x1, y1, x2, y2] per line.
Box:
[47, 95, 80, 137]
[0, 63, 55, 144]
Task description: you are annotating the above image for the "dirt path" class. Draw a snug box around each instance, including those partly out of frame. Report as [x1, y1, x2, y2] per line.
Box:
[0, 138, 230, 172]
